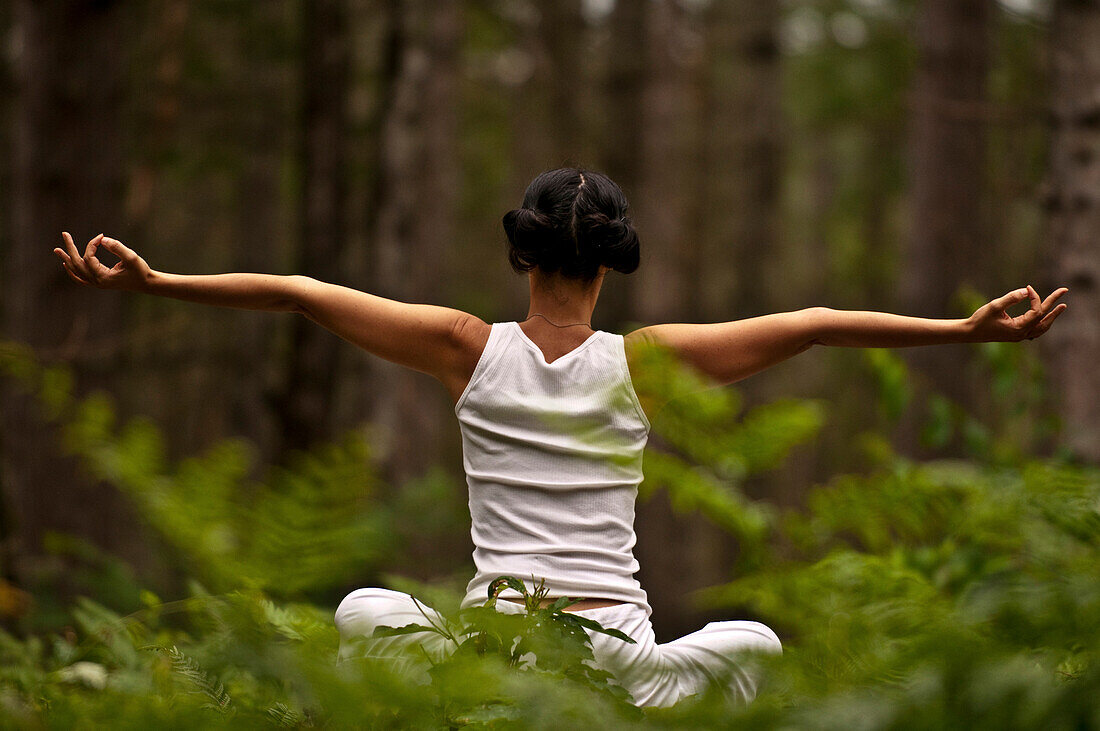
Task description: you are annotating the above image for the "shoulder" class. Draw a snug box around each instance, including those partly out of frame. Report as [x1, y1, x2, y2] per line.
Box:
[622, 326, 671, 365]
[622, 326, 667, 364]
[451, 313, 493, 359]
[437, 314, 494, 405]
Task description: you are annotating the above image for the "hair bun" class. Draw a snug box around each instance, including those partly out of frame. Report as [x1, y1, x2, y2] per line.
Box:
[579, 212, 640, 274]
[503, 207, 556, 272]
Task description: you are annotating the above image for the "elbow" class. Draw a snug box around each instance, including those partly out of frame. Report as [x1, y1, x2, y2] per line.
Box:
[285, 275, 315, 315]
[801, 307, 834, 348]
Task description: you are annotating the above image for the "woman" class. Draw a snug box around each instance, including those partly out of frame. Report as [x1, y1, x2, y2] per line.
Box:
[53, 168, 1067, 708]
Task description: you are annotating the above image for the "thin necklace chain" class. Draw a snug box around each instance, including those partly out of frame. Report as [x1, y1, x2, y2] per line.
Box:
[521, 312, 592, 329]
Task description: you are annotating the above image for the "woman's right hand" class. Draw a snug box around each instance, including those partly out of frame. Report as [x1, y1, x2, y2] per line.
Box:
[53, 232, 153, 292]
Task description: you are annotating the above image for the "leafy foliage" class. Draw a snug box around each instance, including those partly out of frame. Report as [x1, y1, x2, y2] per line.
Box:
[1, 341, 429, 600]
[630, 338, 826, 568]
[3, 340, 1099, 728]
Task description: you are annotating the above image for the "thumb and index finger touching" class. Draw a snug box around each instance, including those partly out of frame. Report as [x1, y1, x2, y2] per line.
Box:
[1014, 285, 1043, 327]
[992, 284, 1070, 338]
[95, 235, 137, 261]
[992, 285, 1063, 316]
[990, 287, 1031, 313]
[81, 233, 115, 279]
[79, 232, 135, 264]
[53, 232, 132, 286]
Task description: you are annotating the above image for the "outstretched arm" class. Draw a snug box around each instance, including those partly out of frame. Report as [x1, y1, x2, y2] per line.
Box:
[53, 233, 489, 402]
[625, 286, 1068, 394]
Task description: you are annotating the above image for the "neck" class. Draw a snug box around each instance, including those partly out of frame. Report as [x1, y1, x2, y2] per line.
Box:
[525, 270, 604, 327]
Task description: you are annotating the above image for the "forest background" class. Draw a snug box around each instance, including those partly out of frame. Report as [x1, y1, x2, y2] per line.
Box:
[0, 0, 1098, 725]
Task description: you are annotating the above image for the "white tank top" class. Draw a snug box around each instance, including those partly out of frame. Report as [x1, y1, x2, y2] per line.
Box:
[455, 321, 653, 615]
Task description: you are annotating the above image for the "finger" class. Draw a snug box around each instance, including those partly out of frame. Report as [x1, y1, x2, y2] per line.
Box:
[83, 233, 104, 259]
[1039, 303, 1067, 328]
[1013, 290, 1043, 327]
[62, 232, 92, 278]
[54, 247, 93, 280]
[989, 287, 1029, 312]
[1009, 286, 1043, 328]
[61, 261, 90, 287]
[1013, 309, 1041, 331]
[85, 252, 113, 280]
[1027, 304, 1068, 340]
[82, 234, 108, 281]
[1026, 285, 1042, 313]
[1040, 287, 1068, 314]
[98, 236, 139, 263]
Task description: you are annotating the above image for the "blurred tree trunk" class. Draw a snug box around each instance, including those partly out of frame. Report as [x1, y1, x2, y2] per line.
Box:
[536, 1, 586, 162]
[366, 0, 460, 486]
[860, 123, 903, 308]
[275, 0, 350, 454]
[902, 0, 994, 411]
[630, 0, 703, 325]
[698, 0, 782, 319]
[598, 0, 646, 332]
[122, 0, 192, 453]
[1044, 0, 1100, 462]
[0, 3, 11, 274]
[229, 4, 292, 466]
[2, 0, 156, 586]
[506, 0, 586, 184]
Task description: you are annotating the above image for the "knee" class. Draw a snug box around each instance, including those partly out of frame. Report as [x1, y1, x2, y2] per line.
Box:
[334, 587, 409, 638]
[737, 621, 783, 654]
[703, 619, 783, 655]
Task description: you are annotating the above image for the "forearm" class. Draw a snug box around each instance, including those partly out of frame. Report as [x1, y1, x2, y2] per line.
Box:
[809, 307, 973, 348]
[144, 271, 306, 312]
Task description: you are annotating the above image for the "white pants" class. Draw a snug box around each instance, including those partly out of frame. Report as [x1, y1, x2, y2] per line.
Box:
[334, 587, 781, 708]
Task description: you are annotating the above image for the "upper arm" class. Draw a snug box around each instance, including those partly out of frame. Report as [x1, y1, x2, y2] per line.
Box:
[624, 309, 825, 411]
[289, 276, 491, 402]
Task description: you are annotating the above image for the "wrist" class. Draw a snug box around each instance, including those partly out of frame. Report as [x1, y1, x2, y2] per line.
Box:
[958, 316, 979, 343]
[141, 269, 167, 294]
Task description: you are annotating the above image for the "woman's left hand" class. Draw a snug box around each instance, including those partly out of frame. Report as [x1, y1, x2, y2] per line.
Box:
[967, 285, 1068, 342]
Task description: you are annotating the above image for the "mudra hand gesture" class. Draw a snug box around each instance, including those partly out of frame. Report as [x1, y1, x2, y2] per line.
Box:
[53, 232, 152, 292]
[967, 285, 1068, 343]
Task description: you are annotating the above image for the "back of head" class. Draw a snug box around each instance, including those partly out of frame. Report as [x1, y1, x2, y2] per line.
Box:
[502, 168, 640, 282]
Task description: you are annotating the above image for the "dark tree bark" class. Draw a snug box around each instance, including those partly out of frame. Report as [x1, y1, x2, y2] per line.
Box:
[698, 0, 782, 319]
[366, 0, 461, 487]
[537, 1, 587, 162]
[275, 0, 351, 454]
[629, 0, 704, 325]
[1043, 0, 1100, 461]
[906, 0, 995, 311]
[902, 0, 995, 409]
[597, 0, 647, 332]
[2, 0, 155, 586]
[508, 1, 587, 173]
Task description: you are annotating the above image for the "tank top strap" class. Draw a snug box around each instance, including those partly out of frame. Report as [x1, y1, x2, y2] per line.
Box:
[453, 321, 511, 416]
[612, 332, 652, 433]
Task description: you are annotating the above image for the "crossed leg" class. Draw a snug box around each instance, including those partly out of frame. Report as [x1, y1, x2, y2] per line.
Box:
[334, 587, 782, 708]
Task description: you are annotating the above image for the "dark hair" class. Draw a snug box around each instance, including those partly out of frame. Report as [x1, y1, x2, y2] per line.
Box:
[502, 168, 640, 282]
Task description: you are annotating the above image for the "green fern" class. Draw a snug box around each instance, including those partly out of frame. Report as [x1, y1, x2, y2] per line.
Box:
[157, 646, 232, 715]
